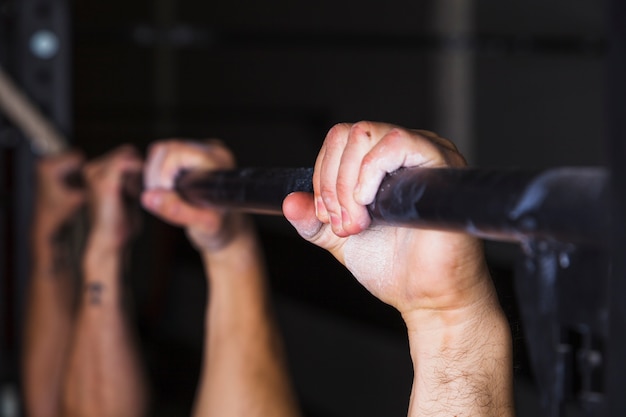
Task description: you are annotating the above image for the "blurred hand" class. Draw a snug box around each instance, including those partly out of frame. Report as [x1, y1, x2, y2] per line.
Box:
[83, 145, 143, 250]
[283, 121, 492, 321]
[33, 151, 86, 239]
[141, 140, 249, 253]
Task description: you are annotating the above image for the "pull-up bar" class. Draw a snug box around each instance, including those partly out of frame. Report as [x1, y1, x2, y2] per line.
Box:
[174, 166, 609, 247]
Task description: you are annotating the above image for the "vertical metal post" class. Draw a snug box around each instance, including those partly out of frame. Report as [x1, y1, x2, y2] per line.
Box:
[431, 0, 475, 162]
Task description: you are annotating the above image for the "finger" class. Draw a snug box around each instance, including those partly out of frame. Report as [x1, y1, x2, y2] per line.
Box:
[283, 192, 322, 240]
[414, 130, 468, 167]
[88, 144, 137, 171]
[112, 156, 144, 199]
[312, 140, 328, 223]
[283, 191, 348, 265]
[415, 130, 458, 152]
[111, 151, 144, 181]
[355, 128, 442, 205]
[141, 189, 222, 233]
[144, 140, 234, 191]
[144, 141, 170, 189]
[319, 123, 350, 236]
[84, 146, 144, 195]
[82, 145, 133, 182]
[336, 122, 378, 234]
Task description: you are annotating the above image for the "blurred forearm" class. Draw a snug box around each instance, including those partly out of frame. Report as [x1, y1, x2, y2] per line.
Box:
[61, 238, 147, 417]
[193, 220, 302, 417]
[22, 227, 77, 417]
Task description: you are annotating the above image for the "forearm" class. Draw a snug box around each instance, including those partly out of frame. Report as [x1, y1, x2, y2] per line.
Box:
[404, 290, 514, 417]
[193, 225, 301, 417]
[62, 239, 147, 417]
[22, 230, 76, 417]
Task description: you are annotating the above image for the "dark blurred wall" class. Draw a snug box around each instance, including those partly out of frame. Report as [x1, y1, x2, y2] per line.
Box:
[476, 0, 606, 169]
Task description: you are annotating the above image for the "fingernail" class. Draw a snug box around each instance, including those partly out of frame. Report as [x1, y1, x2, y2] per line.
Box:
[316, 196, 327, 219]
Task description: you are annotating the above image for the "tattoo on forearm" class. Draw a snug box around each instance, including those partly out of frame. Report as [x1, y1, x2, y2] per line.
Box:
[86, 282, 104, 305]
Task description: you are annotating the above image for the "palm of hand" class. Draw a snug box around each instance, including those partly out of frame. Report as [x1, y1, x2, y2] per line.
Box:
[322, 224, 487, 314]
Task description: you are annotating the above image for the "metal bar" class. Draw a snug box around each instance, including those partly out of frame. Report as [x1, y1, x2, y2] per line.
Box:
[0, 65, 67, 154]
[175, 167, 314, 215]
[174, 166, 609, 246]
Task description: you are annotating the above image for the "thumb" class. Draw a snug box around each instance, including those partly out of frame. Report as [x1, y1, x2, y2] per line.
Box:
[283, 192, 322, 240]
[141, 189, 188, 227]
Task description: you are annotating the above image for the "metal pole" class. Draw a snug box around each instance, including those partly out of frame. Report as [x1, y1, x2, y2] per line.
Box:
[174, 166, 609, 247]
[431, 0, 475, 162]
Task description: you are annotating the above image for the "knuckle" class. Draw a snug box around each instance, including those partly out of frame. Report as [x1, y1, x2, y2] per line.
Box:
[351, 120, 373, 133]
[347, 121, 376, 145]
[382, 128, 405, 145]
[361, 152, 377, 169]
[327, 123, 351, 143]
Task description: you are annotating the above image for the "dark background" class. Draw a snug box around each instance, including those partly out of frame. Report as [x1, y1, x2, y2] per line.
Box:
[1, 0, 609, 416]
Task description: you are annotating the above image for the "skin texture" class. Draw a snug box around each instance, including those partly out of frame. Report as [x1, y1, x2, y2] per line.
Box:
[283, 121, 514, 416]
[61, 145, 148, 417]
[142, 140, 302, 417]
[23, 151, 86, 417]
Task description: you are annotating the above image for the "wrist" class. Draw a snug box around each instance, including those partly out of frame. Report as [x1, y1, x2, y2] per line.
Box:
[404, 299, 514, 416]
[198, 214, 257, 259]
[200, 224, 271, 331]
[401, 273, 507, 333]
[200, 224, 262, 271]
[199, 220, 267, 303]
[403, 295, 509, 351]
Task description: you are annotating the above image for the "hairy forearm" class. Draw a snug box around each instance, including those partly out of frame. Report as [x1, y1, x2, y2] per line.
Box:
[193, 227, 301, 417]
[62, 240, 147, 417]
[404, 292, 514, 417]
